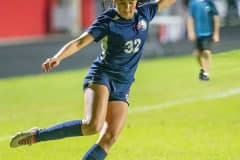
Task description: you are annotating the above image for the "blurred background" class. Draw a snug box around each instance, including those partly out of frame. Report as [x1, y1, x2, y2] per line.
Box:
[0, 0, 239, 78]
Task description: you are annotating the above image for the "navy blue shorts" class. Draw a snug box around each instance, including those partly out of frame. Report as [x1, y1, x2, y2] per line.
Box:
[83, 74, 132, 104]
[195, 36, 213, 51]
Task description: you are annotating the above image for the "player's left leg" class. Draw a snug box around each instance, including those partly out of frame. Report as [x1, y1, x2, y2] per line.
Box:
[196, 36, 212, 80]
[10, 84, 109, 148]
[82, 101, 128, 160]
[10, 119, 84, 148]
[98, 101, 128, 152]
[198, 50, 211, 81]
[194, 49, 209, 80]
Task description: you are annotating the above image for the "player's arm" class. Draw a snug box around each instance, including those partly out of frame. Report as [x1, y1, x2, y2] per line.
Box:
[187, 16, 196, 41]
[213, 15, 220, 42]
[42, 32, 94, 72]
[157, 0, 176, 10]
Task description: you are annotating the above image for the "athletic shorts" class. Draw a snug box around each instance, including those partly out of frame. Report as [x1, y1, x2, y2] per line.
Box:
[195, 36, 213, 51]
[83, 74, 133, 104]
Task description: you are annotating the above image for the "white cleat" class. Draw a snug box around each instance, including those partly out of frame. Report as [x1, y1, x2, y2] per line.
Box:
[10, 127, 38, 148]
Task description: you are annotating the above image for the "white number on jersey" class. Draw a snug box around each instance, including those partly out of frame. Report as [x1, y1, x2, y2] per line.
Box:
[124, 38, 141, 54]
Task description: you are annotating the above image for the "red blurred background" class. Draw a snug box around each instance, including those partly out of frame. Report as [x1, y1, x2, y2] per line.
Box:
[0, 0, 95, 38]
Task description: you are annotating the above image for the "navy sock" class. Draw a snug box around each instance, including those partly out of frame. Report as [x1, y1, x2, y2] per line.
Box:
[82, 144, 107, 160]
[36, 120, 83, 142]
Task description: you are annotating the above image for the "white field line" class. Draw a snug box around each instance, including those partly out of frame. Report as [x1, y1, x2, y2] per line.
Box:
[1, 88, 240, 142]
[206, 88, 240, 99]
[129, 88, 240, 114]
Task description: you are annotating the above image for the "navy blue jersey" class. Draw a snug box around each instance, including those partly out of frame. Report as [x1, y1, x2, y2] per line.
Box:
[189, 0, 218, 37]
[86, 2, 158, 83]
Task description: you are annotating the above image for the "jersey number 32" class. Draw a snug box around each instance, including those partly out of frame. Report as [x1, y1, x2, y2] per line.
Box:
[124, 38, 141, 54]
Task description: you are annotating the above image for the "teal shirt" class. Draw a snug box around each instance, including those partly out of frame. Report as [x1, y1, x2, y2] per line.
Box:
[189, 0, 218, 37]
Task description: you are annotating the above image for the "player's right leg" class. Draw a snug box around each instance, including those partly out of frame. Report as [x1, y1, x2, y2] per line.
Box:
[201, 49, 211, 74]
[198, 49, 211, 81]
[193, 50, 209, 80]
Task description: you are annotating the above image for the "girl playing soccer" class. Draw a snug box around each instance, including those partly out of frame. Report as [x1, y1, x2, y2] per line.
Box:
[10, 0, 176, 159]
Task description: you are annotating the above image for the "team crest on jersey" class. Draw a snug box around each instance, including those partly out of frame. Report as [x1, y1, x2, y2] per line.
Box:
[136, 19, 147, 31]
[205, 6, 210, 12]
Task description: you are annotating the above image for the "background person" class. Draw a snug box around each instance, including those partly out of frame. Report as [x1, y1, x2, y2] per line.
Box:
[187, 0, 220, 81]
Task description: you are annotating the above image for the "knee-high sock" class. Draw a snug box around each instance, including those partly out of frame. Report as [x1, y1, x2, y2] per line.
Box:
[36, 120, 83, 142]
[82, 144, 107, 160]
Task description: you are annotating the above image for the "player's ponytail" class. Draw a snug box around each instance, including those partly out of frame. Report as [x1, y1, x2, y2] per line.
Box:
[137, 0, 151, 5]
[101, 0, 115, 11]
[101, 0, 149, 11]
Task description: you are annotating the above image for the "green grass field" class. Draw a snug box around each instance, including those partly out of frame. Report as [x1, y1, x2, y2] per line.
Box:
[1, 49, 240, 160]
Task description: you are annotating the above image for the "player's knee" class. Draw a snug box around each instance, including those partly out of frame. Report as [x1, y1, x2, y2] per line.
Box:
[203, 50, 211, 55]
[199, 50, 211, 59]
[103, 132, 118, 146]
[85, 120, 104, 134]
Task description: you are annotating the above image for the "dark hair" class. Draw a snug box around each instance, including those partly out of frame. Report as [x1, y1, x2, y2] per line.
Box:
[138, 0, 151, 4]
[101, 0, 152, 11]
[101, 0, 115, 11]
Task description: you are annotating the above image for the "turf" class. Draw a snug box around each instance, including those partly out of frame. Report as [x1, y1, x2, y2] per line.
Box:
[0, 49, 240, 160]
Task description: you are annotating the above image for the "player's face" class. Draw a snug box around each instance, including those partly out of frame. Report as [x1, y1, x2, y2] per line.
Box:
[115, 0, 138, 19]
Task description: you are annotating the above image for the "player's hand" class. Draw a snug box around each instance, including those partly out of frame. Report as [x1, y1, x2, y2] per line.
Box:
[188, 32, 196, 42]
[41, 57, 61, 72]
[213, 33, 220, 42]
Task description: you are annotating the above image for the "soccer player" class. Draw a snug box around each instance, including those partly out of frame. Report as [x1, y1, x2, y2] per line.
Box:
[187, 0, 220, 81]
[10, 0, 176, 159]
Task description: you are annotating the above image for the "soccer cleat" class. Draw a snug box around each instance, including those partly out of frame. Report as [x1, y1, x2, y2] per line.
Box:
[10, 127, 38, 148]
[200, 74, 210, 81]
[199, 69, 210, 81]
